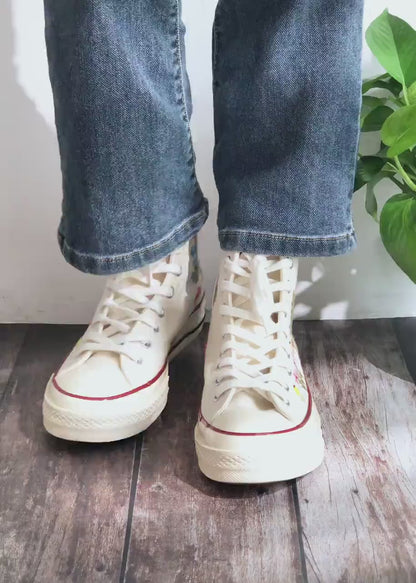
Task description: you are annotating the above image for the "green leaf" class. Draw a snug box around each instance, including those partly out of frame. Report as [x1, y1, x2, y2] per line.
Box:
[365, 181, 379, 220]
[360, 96, 388, 129]
[381, 104, 416, 156]
[380, 193, 416, 282]
[376, 145, 391, 158]
[362, 95, 385, 109]
[362, 170, 390, 221]
[362, 75, 402, 96]
[398, 152, 416, 188]
[408, 80, 416, 104]
[399, 150, 416, 173]
[361, 105, 394, 132]
[354, 156, 386, 191]
[366, 10, 416, 87]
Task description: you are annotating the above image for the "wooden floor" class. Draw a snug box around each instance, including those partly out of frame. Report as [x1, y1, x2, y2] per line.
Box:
[0, 320, 415, 583]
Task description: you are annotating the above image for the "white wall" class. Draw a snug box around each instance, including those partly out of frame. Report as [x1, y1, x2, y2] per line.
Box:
[1, 0, 415, 323]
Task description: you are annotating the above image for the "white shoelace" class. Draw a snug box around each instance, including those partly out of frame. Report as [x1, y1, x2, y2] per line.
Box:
[71, 258, 182, 366]
[214, 253, 294, 416]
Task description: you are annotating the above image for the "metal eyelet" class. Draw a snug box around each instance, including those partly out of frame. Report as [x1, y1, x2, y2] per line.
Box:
[145, 341, 151, 348]
[159, 309, 165, 318]
[136, 359, 143, 364]
[215, 378, 220, 385]
[169, 286, 175, 298]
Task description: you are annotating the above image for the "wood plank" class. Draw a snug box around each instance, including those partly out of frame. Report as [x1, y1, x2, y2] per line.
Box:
[0, 324, 27, 400]
[294, 320, 416, 583]
[125, 325, 304, 583]
[0, 324, 137, 583]
[393, 317, 416, 383]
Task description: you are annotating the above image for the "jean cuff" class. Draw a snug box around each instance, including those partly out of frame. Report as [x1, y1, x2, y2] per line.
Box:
[58, 200, 209, 275]
[219, 228, 356, 257]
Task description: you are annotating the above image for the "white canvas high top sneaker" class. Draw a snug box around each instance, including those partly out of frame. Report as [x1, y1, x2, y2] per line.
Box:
[43, 240, 205, 442]
[195, 253, 324, 483]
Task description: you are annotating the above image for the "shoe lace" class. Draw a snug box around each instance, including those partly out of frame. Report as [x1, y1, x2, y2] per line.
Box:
[73, 257, 182, 364]
[214, 253, 294, 416]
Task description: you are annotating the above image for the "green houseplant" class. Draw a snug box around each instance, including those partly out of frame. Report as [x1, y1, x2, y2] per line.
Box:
[355, 9, 416, 283]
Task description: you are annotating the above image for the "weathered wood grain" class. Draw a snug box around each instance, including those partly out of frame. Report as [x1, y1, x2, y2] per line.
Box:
[125, 325, 304, 583]
[2, 320, 415, 583]
[0, 324, 27, 400]
[0, 324, 137, 583]
[294, 320, 416, 583]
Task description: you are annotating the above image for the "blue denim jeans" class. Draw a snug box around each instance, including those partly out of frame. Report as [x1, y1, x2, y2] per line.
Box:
[44, 0, 363, 275]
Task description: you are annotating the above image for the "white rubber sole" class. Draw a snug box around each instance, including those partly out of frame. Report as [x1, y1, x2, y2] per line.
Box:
[194, 407, 325, 483]
[43, 305, 205, 443]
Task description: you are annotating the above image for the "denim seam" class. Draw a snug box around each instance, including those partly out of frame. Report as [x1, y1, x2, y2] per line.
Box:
[174, 0, 190, 127]
[212, 0, 226, 84]
[172, 0, 196, 172]
[59, 205, 207, 266]
[219, 228, 355, 243]
[212, 5, 220, 74]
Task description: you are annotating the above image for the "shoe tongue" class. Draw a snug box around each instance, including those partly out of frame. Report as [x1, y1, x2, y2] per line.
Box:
[74, 351, 140, 388]
[105, 260, 171, 329]
[88, 351, 119, 367]
[233, 255, 284, 334]
[227, 278, 272, 377]
[227, 255, 291, 378]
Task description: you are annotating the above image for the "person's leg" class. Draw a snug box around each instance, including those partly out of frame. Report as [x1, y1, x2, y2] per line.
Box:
[44, 0, 207, 275]
[213, 0, 362, 256]
[195, 0, 363, 483]
[42, 0, 206, 442]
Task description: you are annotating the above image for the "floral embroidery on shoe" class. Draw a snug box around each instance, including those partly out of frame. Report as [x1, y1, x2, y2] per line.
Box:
[291, 337, 308, 400]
